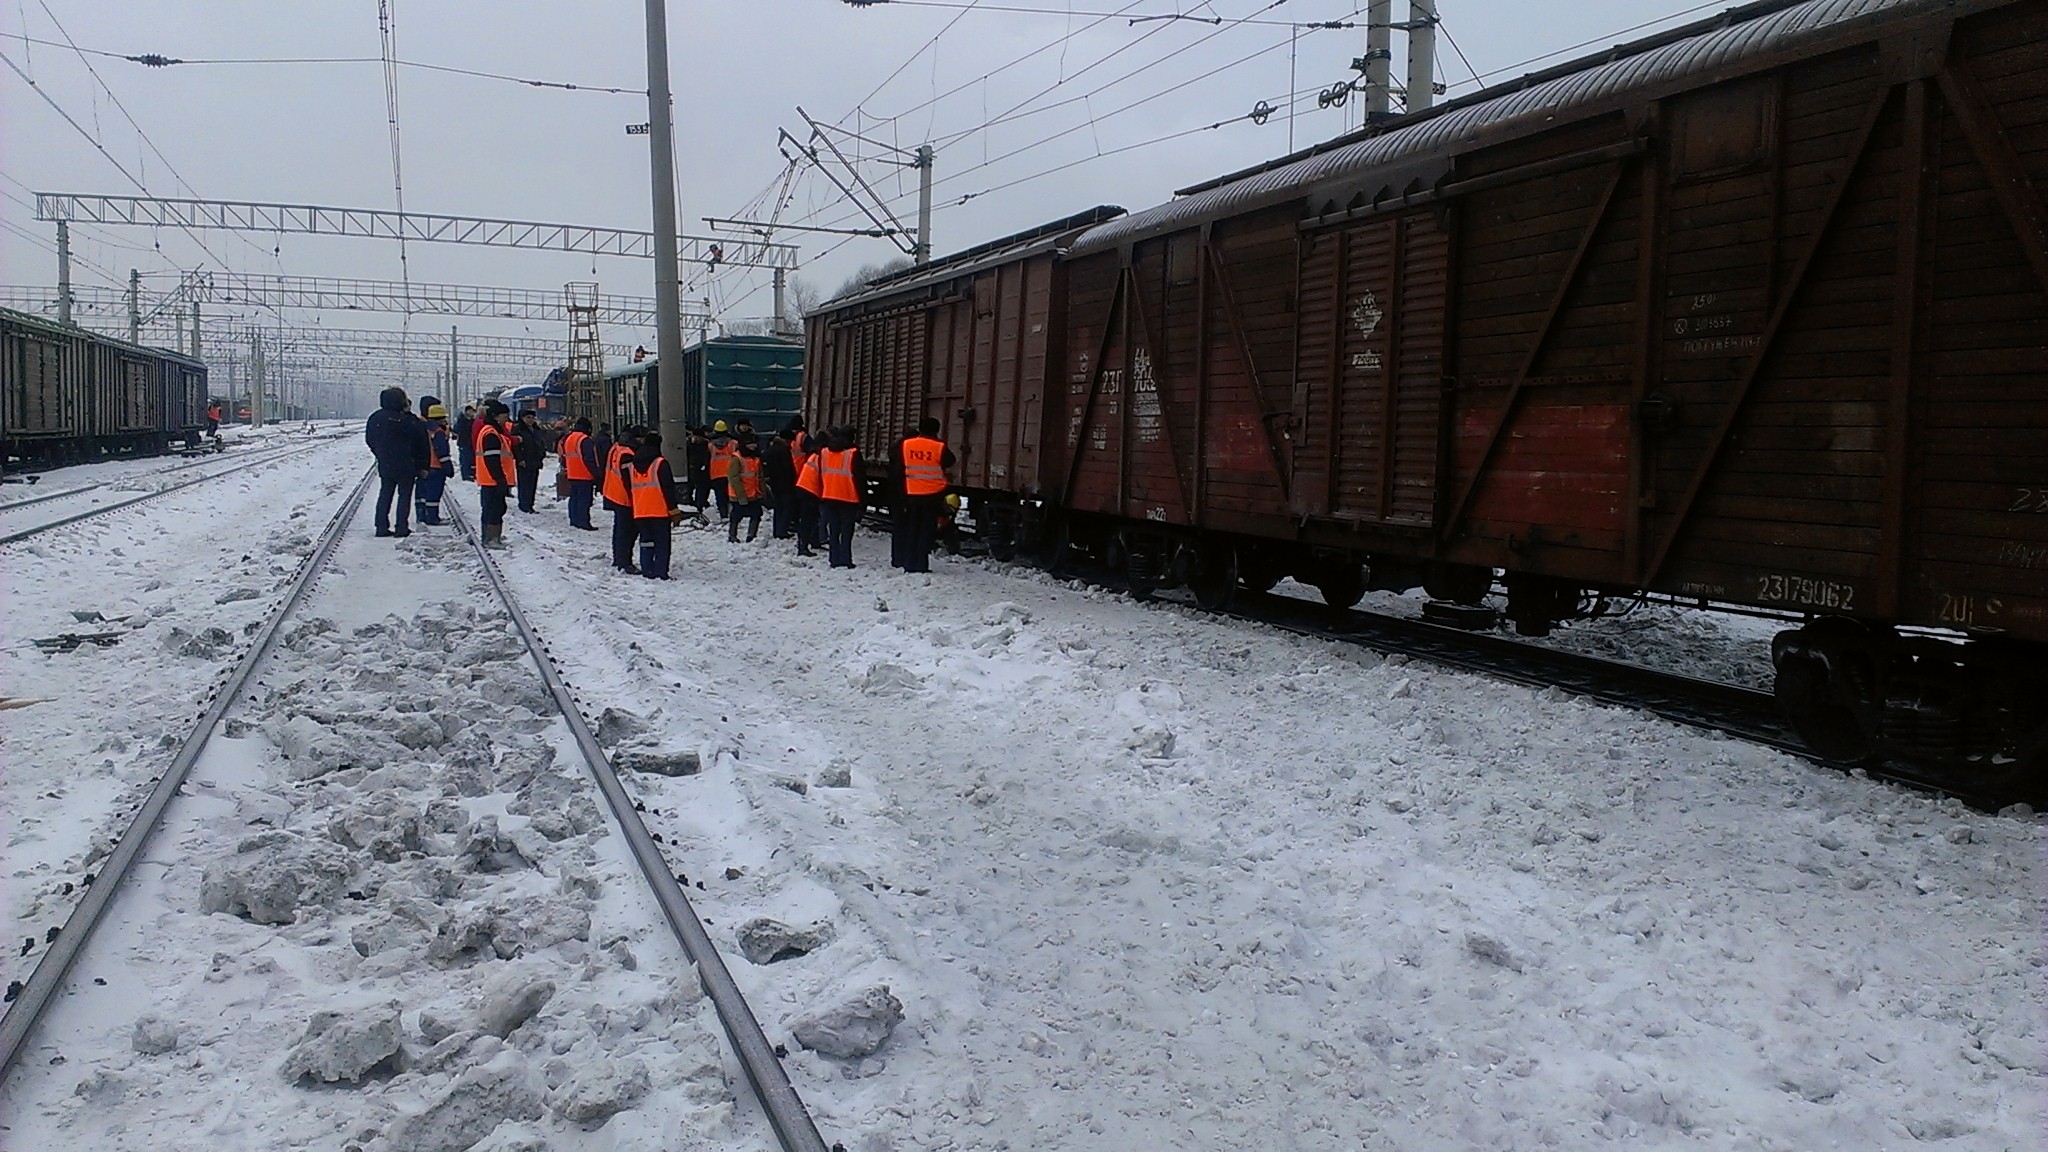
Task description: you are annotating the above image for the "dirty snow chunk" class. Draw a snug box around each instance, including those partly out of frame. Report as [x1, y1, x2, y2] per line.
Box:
[549, 1056, 650, 1123]
[1465, 932, 1524, 973]
[418, 1009, 461, 1047]
[982, 601, 1031, 625]
[737, 917, 836, 965]
[508, 772, 603, 834]
[466, 1122, 550, 1152]
[595, 707, 651, 747]
[131, 1015, 178, 1056]
[391, 714, 448, 750]
[815, 761, 853, 789]
[1125, 726, 1176, 758]
[461, 816, 533, 873]
[162, 625, 233, 658]
[379, 1052, 545, 1152]
[281, 1007, 403, 1084]
[789, 985, 904, 1058]
[480, 975, 556, 1038]
[200, 833, 355, 924]
[216, 587, 263, 604]
[612, 746, 702, 777]
[859, 662, 924, 697]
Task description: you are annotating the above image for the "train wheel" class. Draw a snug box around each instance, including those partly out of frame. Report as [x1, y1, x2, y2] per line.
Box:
[1123, 535, 1162, 602]
[1313, 562, 1366, 611]
[1039, 515, 1073, 575]
[1238, 558, 1281, 594]
[1424, 563, 1493, 605]
[1187, 542, 1238, 612]
[1772, 622, 1878, 765]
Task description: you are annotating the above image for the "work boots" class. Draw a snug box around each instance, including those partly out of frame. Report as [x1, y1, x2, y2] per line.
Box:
[483, 523, 507, 550]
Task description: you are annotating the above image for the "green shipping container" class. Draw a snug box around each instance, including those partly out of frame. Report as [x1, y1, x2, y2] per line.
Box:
[683, 335, 803, 441]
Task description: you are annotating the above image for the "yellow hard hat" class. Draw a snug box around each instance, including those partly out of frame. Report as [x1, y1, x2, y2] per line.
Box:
[944, 493, 961, 509]
[713, 420, 728, 433]
[426, 403, 448, 419]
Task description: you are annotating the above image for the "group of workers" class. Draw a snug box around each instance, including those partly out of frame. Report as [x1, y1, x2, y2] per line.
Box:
[367, 389, 961, 577]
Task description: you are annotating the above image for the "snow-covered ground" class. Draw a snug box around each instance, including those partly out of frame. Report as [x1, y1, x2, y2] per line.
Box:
[3, 473, 2043, 1152]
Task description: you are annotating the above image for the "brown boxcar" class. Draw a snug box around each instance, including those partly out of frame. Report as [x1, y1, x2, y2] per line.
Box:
[805, 0, 2048, 789]
[2, 306, 209, 467]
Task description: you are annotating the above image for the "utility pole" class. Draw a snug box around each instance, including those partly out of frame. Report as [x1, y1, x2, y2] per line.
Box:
[450, 326, 460, 400]
[191, 298, 201, 361]
[772, 266, 788, 336]
[1405, 0, 1438, 113]
[250, 330, 266, 429]
[55, 220, 72, 326]
[643, 0, 689, 472]
[1365, 0, 1393, 118]
[914, 144, 934, 265]
[127, 269, 140, 343]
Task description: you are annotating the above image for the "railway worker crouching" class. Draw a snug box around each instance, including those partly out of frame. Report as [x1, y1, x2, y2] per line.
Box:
[454, 404, 478, 481]
[416, 404, 454, 526]
[365, 385, 429, 540]
[893, 416, 955, 574]
[816, 425, 867, 569]
[727, 438, 767, 543]
[474, 402, 516, 549]
[628, 431, 684, 579]
[560, 416, 600, 531]
[603, 426, 643, 573]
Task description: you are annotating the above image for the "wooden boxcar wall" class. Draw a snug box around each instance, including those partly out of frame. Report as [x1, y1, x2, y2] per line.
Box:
[1054, 203, 1301, 534]
[1420, 0, 2048, 640]
[805, 248, 1060, 492]
[2, 315, 82, 441]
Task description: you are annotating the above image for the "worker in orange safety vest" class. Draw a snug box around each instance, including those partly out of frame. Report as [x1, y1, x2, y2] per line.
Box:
[727, 439, 767, 543]
[559, 417, 599, 530]
[601, 426, 643, 572]
[474, 401, 516, 548]
[627, 430, 683, 579]
[706, 420, 739, 519]
[815, 425, 866, 569]
[891, 416, 956, 574]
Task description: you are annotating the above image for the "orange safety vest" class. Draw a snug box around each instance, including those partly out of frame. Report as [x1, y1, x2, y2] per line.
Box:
[426, 427, 445, 471]
[476, 423, 515, 488]
[728, 455, 763, 501]
[709, 437, 737, 479]
[628, 459, 669, 519]
[789, 431, 810, 479]
[900, 435, 948, 496]
[817, 447, 859, 503]
[602, 443, 634, 506]
[796, 453, 822, 497]
[560, 430, 594, 481]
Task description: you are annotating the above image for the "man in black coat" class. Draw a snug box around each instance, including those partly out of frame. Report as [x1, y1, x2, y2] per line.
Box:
[453, 404, 478, 481]
[764, 427, 799, 539]
[365, 385, 429, 538]
[513, 411, 547, 513]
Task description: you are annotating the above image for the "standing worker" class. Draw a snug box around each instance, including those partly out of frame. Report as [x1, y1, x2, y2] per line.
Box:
[627, 430, 683, 579]
[727, 438, 767, 543]
[895, 416, 956, 574]
[416, 404, 454, 525]
[454, 404, 478, 481]
[816, 425, 867, 569]
[765, 426, 799, 540]
[602, 426, 643, 573]
[205, 399, 223, 439]
[685, 426, 712, 511]
[560, 416, 599, 530]
[365, 385, 429, 539]
[706, 420, 739, 518]
[475, 401, 516, 548]
[513, 411, 546, 513]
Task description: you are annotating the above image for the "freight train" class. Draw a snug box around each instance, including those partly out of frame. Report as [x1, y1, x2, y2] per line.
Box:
[590, 335, 803, 440]
[1, 306, 211, 469]
[805, 0, 2048, 793]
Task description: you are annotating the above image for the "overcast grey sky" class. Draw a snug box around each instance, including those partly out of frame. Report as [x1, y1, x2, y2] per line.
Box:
[3, 0, 1723, 383]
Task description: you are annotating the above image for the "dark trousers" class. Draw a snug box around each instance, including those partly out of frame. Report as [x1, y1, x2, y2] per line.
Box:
[889, 498, 913, 568]
[516, 466, 540, 512]
[823, 501, 859, 568]
[689, 472, 711, 510]
[568, 479, 595, 528]
[609, 504, 638, 568]
[796, 492, 822, 554]
[712, 476, 730, 518]
[727, 501, 762, 542]
[415, 472, 448, 524]
[458, 444, 476, 481]
[480, 485, 508, 528]
[771, 487, 798, 538]
[900, 494, 941, 573]
[374, 469, 416, 534]
[637, 518, 672, 578]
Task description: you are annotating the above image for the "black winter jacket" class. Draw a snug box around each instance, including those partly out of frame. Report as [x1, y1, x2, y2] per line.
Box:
[365, 393, 429, 475]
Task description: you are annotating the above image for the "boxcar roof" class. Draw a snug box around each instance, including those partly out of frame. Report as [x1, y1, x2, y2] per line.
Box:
[819, 204, 1126, 312]
[1068, 0, 1990, 256]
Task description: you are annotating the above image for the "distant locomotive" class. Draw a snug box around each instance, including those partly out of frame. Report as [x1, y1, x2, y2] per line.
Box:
[1, 306, 210, 469]
[806, 0, 2048, 793]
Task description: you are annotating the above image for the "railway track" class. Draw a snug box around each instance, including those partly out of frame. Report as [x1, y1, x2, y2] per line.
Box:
[0, 432, 347, 546]
[0, 474, 831, 1151]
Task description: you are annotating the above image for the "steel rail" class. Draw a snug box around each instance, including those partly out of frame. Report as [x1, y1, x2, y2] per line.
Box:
[447, 501, 831, 1152]
[0, 436, 341, 546]
[0, 467, 376, 1078]
[0, 480, 105, 511]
